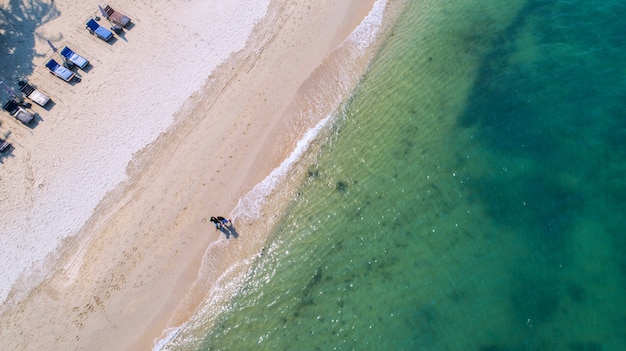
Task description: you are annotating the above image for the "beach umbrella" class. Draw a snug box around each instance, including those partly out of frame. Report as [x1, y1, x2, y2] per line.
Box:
[0, 81, 18, 98]
[46, 39, 57, 53]
[98, 5, 107, 18]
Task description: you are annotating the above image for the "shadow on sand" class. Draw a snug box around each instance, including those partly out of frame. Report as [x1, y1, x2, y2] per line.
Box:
[219, 224, 239, 239]
[0, 0, 60, 95]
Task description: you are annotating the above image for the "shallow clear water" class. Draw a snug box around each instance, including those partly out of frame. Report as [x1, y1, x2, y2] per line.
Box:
[174, 0, 626, 349]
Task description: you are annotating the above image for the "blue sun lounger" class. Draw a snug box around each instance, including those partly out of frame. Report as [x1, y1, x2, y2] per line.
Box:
[46, 59, 75, 82]
[60, 46, 89, 69]
[86, 18, 113, 41]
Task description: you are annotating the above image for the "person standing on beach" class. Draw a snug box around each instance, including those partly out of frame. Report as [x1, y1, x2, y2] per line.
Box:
[210, 216, 220, 230]
[217, 216, 231, 228]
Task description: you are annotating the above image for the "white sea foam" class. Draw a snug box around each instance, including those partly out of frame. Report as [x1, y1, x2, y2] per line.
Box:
[231, 0, 389, 222]
[155, 241, 264, 350]
[347, 0, 388, 51]
[152, 325, 185, 351]
[231, 114, 332, 222]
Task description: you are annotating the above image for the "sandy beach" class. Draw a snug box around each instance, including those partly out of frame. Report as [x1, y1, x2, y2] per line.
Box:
[0, 0, 389, 349]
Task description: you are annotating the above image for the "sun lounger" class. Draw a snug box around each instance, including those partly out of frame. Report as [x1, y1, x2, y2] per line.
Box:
[60, 46, 89, 69]
[86, 18, 114, 41]
[3, 100, 34, 125]
[104, 5, 131, 28]
[0, 137, 11, 153]
[19, 82, 51, 107]
[46, 59, 75, 82]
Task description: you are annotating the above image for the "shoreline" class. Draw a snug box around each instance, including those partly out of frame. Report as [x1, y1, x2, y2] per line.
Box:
[0, 0, 404, 349]
[156, 0, 405, 347]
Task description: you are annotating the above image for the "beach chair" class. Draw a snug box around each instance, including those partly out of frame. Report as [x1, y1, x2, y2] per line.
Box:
[103, 5, 131, 28]
[19, 82, 51, 107]
[60, 46, 89, 69]
[86, 19, 114, 41]
[46, 59, 76, 82]
[0, 137, 11, 153]
[3, 100, 34, 125]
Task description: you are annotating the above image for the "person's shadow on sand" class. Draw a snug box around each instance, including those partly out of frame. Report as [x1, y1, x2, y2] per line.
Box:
[219, 224, 239, 239]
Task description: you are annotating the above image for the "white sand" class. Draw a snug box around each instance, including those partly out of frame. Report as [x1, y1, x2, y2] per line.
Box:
[0, 0, 268, 308]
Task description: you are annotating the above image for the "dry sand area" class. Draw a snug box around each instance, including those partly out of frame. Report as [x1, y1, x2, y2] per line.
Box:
[0, 0, 384, 349]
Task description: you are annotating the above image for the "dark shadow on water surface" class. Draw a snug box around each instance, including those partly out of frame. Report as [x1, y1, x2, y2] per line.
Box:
[455, 0, 626, 348]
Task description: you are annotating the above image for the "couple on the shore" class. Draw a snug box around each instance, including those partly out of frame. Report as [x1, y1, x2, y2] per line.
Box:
[210, 216, 231, 230]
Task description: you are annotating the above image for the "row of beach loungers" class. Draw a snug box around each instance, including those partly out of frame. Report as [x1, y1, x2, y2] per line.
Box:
[1, 81, 43, 126]
[1, 82, 38, 158]
[1, 5, 131, 156]
[46, 6, 131, 83]
[46, 5, 131, 82]
[1, 98, 34, 153]
[42, 45, 90, 83]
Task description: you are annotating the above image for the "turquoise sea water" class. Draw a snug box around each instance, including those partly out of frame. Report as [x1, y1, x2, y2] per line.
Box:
[173, 0, 626, 349]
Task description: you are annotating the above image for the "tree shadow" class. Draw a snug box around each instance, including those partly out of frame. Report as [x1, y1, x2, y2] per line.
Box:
[0, 0, 60, 101]
[0, 129, 15, 163]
